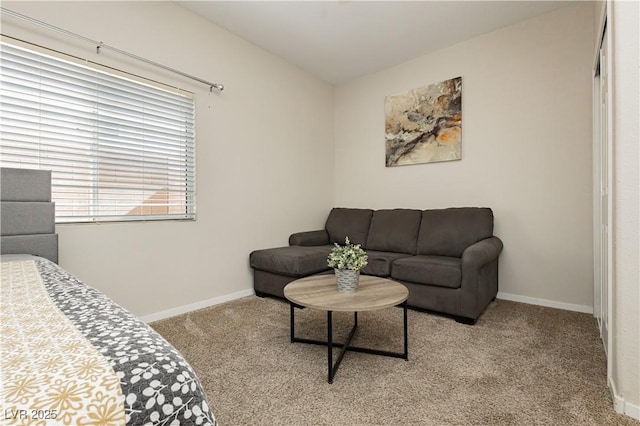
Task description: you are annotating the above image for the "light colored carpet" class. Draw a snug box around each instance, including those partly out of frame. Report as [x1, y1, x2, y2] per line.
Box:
[151, 296, 637, 425]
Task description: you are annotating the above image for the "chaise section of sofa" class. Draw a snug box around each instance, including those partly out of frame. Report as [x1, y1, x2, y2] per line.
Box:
[249, 207, 503, 324]
[250, 245, 332, 298]
[250, 208, 372, 297]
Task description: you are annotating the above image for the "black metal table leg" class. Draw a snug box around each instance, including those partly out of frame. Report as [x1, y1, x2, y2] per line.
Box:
[327, 311, 333, 383]
[290, 303, 295, 343]
[403, 301, 408, 360]
[289, 302, 408, 383]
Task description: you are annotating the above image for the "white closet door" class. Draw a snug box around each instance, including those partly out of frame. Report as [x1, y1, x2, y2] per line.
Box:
[593, 20, 611, 363]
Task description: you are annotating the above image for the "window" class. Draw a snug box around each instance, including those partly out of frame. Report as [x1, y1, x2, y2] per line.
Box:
[0, 41, 196, 223]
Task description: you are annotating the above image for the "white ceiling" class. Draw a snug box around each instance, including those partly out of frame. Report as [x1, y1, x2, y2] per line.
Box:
[176, 1, 575, 84]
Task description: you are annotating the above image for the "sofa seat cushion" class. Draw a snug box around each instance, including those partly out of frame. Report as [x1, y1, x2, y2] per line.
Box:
[361, 251, 413, 277]
[365, 209, 422, 254]
[391, 255, 461, 289]
[250, 245, 332, 277]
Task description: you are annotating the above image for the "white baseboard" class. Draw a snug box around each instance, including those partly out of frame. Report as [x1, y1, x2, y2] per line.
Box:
[611, 376, 624, 413]
[139, 288, 255, 323]
[610, 376, 640, 420]
[142, 290, 593, 323]
[496, 292, 593, 314]
[624, 401, 640, 420]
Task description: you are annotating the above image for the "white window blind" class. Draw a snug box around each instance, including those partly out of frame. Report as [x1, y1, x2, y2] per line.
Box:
[0, 42, 196, 223]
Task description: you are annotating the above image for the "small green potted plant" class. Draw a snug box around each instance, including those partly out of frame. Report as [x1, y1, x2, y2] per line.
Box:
[327, 237, 368, 293]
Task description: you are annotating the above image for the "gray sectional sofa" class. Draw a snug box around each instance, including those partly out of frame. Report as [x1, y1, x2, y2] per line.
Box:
[250, 207, 503, 324]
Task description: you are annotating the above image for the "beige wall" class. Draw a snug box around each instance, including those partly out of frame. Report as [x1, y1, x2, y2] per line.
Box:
[334, 3, 595, 310]
[1, 1, 335, 317]
[611, 0, 640, 415]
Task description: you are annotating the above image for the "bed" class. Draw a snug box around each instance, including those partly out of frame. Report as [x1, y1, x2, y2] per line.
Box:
[0, 167, 217, 426]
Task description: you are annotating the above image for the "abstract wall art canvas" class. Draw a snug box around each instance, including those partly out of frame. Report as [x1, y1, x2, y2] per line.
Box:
[385, 76, 462, 167]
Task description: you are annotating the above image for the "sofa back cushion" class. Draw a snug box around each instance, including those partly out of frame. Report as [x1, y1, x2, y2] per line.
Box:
[365, 209, 422, 254]
[325, 208, 373, 246]
[417, 208, 494, 257]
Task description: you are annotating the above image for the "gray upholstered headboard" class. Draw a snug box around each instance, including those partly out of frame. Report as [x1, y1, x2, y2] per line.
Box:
[1, 167, 59, 263]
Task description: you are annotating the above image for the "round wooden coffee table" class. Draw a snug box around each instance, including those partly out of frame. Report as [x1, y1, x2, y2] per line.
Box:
[284, 274, 409, 383]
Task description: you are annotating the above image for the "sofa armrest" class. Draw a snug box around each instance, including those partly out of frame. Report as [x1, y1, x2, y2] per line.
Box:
[459, 236, 503, 322]
[461, 236, 503, 269]
[289, 230, 330, 246]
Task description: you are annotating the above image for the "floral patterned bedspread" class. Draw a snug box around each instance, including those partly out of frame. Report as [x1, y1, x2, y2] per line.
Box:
[1, 258, 217, 426]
